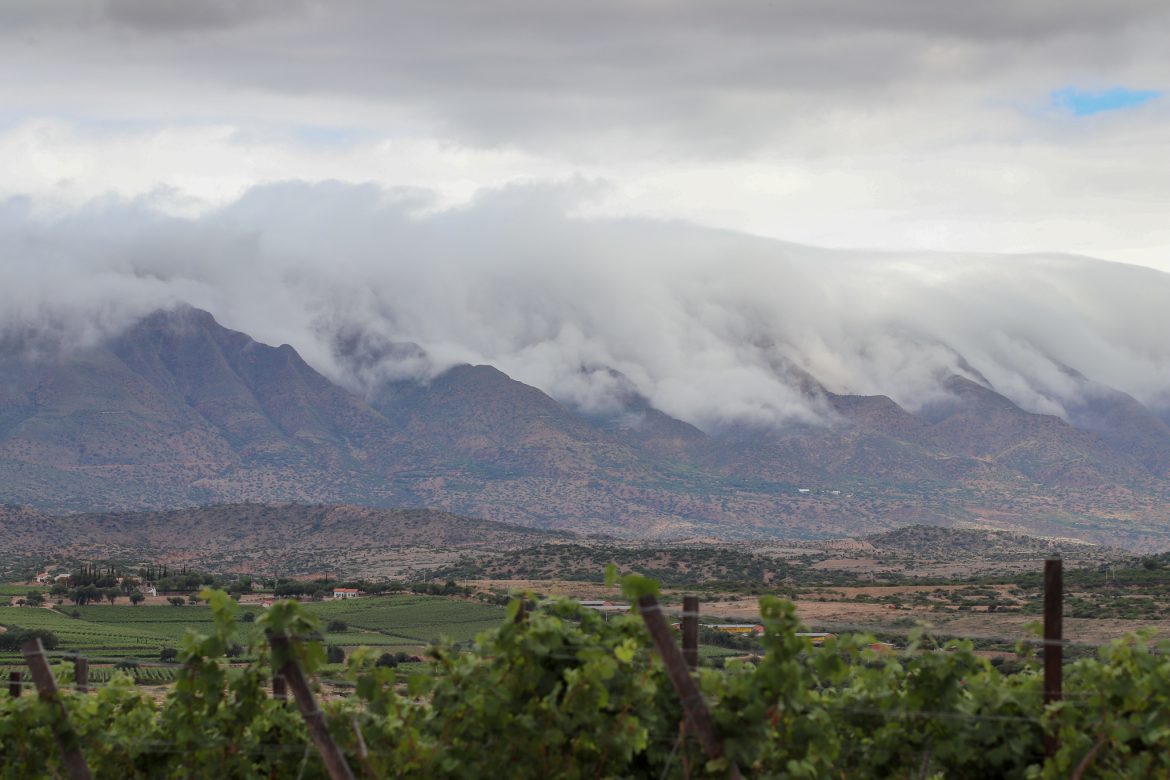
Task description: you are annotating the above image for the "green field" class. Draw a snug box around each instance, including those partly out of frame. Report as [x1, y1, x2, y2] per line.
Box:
[0, 595, 508, 668]
[0, 606, 178, 662]
[84, 666, 178, 685]
[0, 595, 754, 690]
[0, 584, 49, 601]
[697, 645, 745, 660]
[303, 596, 507, 645]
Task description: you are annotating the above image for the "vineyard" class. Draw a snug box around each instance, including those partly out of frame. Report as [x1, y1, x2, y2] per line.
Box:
[83, 666, 178, 685]
[0, 595, 507, 671]
[303, 595, 507, 644]
[0, 606, 172, 660]
[2, 581, 1170, 778]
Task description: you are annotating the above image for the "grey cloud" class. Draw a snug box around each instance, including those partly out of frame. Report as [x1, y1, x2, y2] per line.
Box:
[3, 182, 1170, 433]
[4, 1, 1169, 154]
[102, 0, 304, 31]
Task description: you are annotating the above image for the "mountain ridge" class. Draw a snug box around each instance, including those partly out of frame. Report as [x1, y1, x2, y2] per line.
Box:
[3, 306, 1170, 549]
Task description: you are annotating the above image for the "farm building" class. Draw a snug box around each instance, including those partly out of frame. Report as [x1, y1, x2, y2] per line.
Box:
[714, 624, 765, 636]
[579, 600, 631, 615]
[332, 588, 360, 600]
[672, 623, 766, 636]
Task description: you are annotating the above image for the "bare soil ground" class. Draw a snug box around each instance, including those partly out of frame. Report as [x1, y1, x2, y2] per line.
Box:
[468, 578, 1169, 647]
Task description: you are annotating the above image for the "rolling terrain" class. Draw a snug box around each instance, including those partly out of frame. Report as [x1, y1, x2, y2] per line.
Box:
[0, 503, 566, 579]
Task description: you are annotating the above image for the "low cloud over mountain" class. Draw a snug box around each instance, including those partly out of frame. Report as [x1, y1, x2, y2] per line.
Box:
[3, 181, 1169, 438]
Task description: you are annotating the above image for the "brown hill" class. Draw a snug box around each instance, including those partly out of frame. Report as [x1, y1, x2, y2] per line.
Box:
[0, 307, 411, 510]
[920, 376, 1151, 488]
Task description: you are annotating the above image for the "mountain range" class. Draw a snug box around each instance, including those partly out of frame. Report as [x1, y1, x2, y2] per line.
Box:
[3, 306, 1170, 549]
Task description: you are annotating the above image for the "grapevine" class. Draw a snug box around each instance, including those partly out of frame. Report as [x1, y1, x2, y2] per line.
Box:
[2, 583, 1170, 778]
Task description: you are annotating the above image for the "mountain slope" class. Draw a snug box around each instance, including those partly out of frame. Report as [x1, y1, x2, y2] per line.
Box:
[0, 307, 409, 509]
[3, 307, 1170, 547]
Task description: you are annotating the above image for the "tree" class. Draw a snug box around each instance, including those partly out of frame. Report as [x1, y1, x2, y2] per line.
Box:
[25, 591, 44, 607]
[104, 587, 120, 605]
[228, 578, 253, 596]
[168, 597, 185, 607]
[130, 592, 146, 606]
[69, 584, 102, 606]
[325, 645, 345, 664]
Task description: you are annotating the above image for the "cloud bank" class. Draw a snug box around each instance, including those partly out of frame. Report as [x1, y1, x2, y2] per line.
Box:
[4, 1, 1170, 269]
[3, 182, 1170, 432]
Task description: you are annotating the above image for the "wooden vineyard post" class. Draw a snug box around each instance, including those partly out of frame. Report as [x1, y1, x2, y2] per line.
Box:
[74, 657, 88, 694]
[638, 595, 742, 780]
[1044, 558, 1063, 757]
[680, 596, 700, 778]
[514, 597, 528, 624]
[682, 596, 699, 671]
[267, 632, 356, 780]
[8, 670, 20, 698]
[272, 672, 288, 702]
[21, 638, 92, 780]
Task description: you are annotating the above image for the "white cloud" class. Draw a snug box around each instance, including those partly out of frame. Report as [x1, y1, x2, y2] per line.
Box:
[3, 182, 1170, 433]
[2, 2, 1170, 425]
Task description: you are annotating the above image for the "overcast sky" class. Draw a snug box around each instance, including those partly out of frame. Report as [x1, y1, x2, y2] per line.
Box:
[4, 0, 1170, 267]
[3, 2, 1170, 429]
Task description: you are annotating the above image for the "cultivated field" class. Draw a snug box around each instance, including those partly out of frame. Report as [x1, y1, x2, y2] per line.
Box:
[0, 593, 508, 677]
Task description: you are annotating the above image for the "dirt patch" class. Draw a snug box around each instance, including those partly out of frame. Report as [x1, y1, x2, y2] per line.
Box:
[466, 579, 627, 600]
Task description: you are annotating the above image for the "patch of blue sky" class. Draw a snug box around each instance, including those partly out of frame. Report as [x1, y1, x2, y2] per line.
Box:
[1051, 86, 1160, 116]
